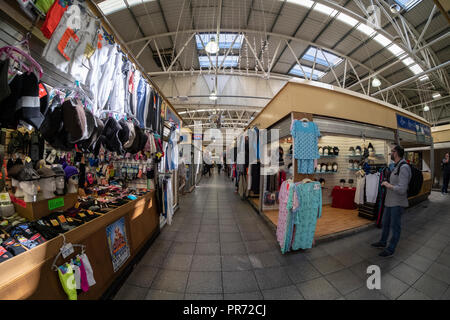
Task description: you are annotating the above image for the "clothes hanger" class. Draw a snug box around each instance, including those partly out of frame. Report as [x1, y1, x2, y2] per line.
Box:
[301, 178, 313, 183]
[300, 118, 309, 122]
[51, 234, 86, 271]
[0, 45, 43, 79]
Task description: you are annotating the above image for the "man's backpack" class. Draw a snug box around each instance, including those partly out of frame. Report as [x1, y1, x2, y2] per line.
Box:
[396, 162, 423, 197]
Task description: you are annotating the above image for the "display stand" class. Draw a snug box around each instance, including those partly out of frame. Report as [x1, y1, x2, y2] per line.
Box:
[0, 192, 159, 300]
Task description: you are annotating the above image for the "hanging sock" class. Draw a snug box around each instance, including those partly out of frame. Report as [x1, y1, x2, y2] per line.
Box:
[78, 257, 89, 292]
[57, 263, 77, 300]
[79, 253, 96, 286]
[71, 262, 81, 290]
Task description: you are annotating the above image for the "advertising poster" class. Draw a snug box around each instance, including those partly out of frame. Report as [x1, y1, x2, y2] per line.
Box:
[166, 107, 181, 129]
[106, 217, 130, 272]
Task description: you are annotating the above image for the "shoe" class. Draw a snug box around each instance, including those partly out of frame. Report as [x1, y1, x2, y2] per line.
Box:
[379, 250, 394, 258]
[371, 241, 386, 249]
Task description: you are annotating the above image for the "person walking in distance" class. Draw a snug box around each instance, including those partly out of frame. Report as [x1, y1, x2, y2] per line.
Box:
[441, 152, 450, 195]
[371, 145, 412, 258]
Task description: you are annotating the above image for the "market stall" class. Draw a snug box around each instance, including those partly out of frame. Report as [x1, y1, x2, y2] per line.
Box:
[0, 0, 183, 300]
[245, 80, 432, 247]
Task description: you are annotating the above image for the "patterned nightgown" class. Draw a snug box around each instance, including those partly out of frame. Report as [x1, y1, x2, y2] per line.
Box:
[291, 181, 322, 250]
[291, 120, 321, 174]
[276, 181, 298, 251]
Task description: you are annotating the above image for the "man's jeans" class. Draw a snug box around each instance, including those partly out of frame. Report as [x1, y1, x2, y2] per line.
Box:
[380, 206, 404, 253]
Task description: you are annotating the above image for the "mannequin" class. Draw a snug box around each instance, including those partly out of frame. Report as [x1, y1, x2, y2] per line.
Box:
[12, 178, 24, 198]
[63, 165, 79, 194]
[38, 177, 56, 200]
[67, 175, 79, 194]
[55, 176, 65, 195]
[19, 181, 39, 202]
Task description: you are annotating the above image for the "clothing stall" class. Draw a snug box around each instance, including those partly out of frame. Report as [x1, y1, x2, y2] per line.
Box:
[0, 0, 184, 299]
[244, 80, 432, 252]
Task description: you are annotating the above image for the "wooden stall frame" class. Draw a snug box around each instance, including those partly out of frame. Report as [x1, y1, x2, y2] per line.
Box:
[0, 192, 159, 300]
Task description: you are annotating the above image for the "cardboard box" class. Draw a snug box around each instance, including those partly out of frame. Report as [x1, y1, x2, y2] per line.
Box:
[12, 193, 78, 221]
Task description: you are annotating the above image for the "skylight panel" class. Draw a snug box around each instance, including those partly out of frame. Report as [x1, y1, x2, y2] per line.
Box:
[394, 0, 422, 11]
[302, 47, 342, 67]
[335, 13, 358, 27]
[195, 33, 243, 50]
[387, 44, 405, 57]
[98, 0, 126, 15]
[402, 57, 415, 66]
[285, 0, 314, 8]
[409, 64, 423, 75]
[289, 65, 325, 80]
[313, 2, 338, 17]
[198, 55, 239, 68]
[127, 0, 154, 5]
[373, 34, 391, 47]
[356, 24, 376, 37]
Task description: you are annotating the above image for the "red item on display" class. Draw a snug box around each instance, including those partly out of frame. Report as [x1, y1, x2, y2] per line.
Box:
[331, 186, 357, 210]
[41, 0, 69, 39]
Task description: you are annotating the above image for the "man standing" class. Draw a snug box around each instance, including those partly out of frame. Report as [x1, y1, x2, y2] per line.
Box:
[441, 152, 450, 195]
[371, 145, 411, 258]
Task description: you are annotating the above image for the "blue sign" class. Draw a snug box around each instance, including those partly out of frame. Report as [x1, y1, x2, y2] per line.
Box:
[396, 114, 431, 137]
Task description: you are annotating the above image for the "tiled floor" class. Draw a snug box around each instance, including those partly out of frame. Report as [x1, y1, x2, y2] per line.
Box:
[114, 173, 450, 300]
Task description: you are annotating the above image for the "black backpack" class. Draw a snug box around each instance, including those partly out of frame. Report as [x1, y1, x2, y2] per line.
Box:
[396, 162, 423, 197]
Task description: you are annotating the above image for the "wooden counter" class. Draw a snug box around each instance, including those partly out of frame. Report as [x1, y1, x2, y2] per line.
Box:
[0, 191, 159, 300]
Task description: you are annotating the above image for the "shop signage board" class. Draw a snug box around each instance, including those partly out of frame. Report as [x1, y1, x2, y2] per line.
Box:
[48, 197, 64, 210]
[106, 217, 130, 272]
[396, 114, 431, 137]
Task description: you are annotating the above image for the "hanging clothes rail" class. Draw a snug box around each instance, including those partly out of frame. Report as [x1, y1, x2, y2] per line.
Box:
[86, 0, 183, 127]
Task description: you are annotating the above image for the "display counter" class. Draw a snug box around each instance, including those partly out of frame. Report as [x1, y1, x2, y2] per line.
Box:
[0, 191, 159, 300]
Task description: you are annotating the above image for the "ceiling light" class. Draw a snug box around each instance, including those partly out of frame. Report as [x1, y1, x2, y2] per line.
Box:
[419, 75, 429, 81]
[432, 93, 441, 99]
[209, 91, 218, 100]
[423, 105, 430, 112]
[390, 4, 401, 13]
[205, 37, 219, 54]
[372, 77, 381, 87]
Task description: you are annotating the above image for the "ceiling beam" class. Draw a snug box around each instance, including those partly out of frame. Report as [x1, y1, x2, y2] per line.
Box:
[246, 0, 255, 28]
[269, 4, 313, 73]
[372, 60, 450, 96]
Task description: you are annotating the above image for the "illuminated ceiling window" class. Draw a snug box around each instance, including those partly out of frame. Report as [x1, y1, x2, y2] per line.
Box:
[394, 0, 422, 11]
[289, 65, 325, 80]
[98, 0, 154, 15]
[195, 33, 244, 50]
[198, 55, 239, 68]
[302, 47, 342, 67]
[285, 0, 314, 8]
